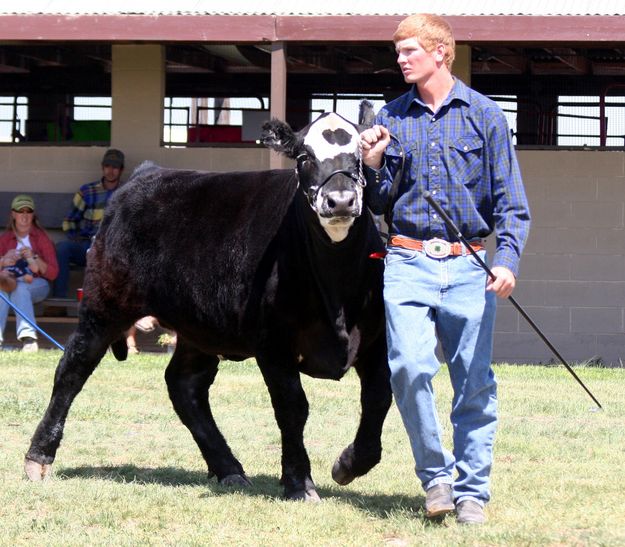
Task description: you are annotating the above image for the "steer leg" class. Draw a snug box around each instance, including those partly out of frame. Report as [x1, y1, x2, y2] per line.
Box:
[164, 340, 250, 487]
[24, 319, 117, 481]
[256, 351, 319, 502]
[332, 336, 392, 485]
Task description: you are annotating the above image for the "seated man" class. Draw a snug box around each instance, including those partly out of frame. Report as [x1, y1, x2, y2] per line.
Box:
[52, 149, 125, 300]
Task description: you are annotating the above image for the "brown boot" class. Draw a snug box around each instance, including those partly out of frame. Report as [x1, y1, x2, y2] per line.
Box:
[456, 500, 486, 524]
[424, 483, 454, 518]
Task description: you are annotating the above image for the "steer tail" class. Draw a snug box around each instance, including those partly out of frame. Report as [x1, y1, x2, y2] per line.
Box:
[111, 338, 128, 361]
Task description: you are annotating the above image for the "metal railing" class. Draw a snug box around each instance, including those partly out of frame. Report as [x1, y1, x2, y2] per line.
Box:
[490, 94, 625, 147]
[163, 98, 268, 145]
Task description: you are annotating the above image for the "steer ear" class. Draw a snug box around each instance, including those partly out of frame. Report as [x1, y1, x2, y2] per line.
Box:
[260, 119, 304, 158]
[358, 100, 375, 129]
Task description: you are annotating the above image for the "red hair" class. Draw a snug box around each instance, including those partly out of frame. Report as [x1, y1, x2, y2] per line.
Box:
[393, 13, 455, 70]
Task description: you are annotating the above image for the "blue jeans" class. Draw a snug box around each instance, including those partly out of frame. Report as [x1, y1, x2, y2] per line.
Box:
[53, 239, 91, 298]
[0, 277, 50, 343]
[383, 246, 497, 505]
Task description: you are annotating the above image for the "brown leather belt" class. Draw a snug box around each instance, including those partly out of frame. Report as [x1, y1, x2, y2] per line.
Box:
[389, 235, 484, 259]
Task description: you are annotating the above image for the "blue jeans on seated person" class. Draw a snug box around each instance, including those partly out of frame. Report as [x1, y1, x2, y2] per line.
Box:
[53, 239, 91, 298]
[383, 246, 497, 505]
[0, 277, 50, 344]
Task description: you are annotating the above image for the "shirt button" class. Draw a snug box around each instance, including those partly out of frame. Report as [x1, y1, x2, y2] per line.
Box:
[431, 142, 436, 147]
[431, 165, 437, 171]
[463, 145, 469, 151]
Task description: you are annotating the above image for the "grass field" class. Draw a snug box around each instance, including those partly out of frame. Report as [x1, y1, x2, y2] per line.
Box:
[1, 351, 624, 546]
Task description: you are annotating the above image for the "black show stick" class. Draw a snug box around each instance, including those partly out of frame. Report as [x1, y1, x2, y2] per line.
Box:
[423, 190, 602, 409]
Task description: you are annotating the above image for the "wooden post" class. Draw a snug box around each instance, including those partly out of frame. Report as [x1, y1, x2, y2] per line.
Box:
[270, 42, 287, 169]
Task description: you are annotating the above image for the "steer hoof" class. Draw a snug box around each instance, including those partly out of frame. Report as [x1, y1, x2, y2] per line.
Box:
[289, 488, 321, 502]
[219, 473, 252, 488]
[331, 458, 355, 485]
[24, 458, 53, 481]
[332, 445, 356, 485]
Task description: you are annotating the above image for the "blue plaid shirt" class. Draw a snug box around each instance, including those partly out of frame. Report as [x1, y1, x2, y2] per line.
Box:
[366, 78, 530, 275]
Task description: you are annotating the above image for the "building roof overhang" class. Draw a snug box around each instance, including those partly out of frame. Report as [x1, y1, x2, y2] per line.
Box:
[1, 14, 625, 43]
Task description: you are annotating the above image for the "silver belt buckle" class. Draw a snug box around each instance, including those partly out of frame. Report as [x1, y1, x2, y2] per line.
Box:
[424, 238, 451, 259]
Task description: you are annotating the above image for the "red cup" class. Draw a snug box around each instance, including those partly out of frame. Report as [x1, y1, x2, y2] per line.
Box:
[76, 288, 83, 301]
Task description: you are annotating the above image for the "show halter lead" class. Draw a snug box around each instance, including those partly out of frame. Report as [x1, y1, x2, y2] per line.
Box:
[0, 292, 64, 351]
[423, 190, 602, 410]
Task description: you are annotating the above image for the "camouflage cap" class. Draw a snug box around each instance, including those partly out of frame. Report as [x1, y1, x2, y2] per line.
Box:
[101, 148, 125, 168]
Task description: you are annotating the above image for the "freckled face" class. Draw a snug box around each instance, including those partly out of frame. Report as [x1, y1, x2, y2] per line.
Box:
[395, 37, 443, 85]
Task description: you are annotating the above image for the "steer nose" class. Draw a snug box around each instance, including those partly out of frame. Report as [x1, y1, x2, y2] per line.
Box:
[326, 190, 358, 216]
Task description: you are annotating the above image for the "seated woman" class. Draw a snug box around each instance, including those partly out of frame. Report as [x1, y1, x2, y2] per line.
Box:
[0, 195, 59, 352]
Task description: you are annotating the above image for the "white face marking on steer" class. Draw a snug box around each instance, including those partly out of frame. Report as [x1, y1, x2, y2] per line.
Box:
[304, 113, 361, 243]
[303, 113, 359, 160]
[320, 220, 351, 243]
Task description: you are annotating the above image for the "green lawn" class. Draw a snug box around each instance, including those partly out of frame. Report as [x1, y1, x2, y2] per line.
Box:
[1, 351, 624, 546]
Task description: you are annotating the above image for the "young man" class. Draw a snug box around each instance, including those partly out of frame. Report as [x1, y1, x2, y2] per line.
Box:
[360, 14, 530, 524]
[52, 148, 125, 299]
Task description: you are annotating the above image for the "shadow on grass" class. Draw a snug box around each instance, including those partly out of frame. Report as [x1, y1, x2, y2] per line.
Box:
[58, 464, 426, 520]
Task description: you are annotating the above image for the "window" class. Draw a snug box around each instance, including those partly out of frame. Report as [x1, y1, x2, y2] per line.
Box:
[310, 93, 386, 123]
[0, 96, 28, 143]
[488, 95, 518, 142]
[556, 95, 625, 147]
[60, 96, 111, 143]
[74, 97, 112, 121]
[0, 95, 111, 144]
[163, 97, 269, 146]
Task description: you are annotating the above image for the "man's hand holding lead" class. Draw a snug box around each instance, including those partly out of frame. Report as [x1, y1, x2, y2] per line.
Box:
[359, 125, 391, 170]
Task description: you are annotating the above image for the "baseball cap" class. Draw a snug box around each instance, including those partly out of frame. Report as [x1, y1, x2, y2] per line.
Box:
[11, 194, 35, 212]
[101, 148, 125, 168]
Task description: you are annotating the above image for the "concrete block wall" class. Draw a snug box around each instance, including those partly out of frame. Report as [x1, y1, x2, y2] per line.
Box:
[493, 149, 625, 365]
[2, 146, 625, 365]
[0, 146, 270, 194]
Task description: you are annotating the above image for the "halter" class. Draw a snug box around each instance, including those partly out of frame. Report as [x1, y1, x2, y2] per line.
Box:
[295, 146, 367, 207]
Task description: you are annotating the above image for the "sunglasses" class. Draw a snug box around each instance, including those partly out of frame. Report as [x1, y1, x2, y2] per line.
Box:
[13, 208, 34, 214]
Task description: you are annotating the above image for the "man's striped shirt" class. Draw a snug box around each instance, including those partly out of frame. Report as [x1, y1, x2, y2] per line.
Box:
[63, 179, 117, 240]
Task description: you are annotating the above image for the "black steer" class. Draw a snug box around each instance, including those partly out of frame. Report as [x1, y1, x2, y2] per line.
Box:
[25, 106, 392, 501]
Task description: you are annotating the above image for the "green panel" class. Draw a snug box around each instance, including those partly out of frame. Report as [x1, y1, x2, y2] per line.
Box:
[70, 120, 111, 142]
[45, 120, 111, 142]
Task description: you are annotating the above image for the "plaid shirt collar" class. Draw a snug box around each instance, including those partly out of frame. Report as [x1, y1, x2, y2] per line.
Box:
[398, 77, 472, 115]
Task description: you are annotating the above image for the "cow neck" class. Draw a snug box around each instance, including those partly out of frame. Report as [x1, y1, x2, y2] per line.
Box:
[293, 189, 368, 327]
[294, 188, 366, 256]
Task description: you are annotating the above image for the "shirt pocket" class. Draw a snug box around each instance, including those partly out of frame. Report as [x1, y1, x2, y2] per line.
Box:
[384, 142, 405, 174]
[448, 135, 484, 187]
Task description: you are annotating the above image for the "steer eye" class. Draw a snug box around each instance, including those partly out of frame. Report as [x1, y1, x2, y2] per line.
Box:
[296, 153, 316, 174]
